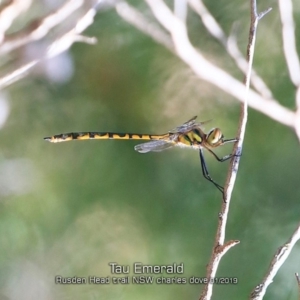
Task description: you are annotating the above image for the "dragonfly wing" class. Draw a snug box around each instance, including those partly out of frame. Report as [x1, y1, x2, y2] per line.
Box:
[170, 116, 197, 133]
[134, 140, 175, 153]
[170, 116, 212, 133]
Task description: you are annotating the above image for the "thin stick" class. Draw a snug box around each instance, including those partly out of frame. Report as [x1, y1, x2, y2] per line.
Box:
[296, 273, 300, 300]
[250, 223, 300, 300]
[223, 4, 272, 202]
[278, 0, 300, 86]
[0, 0, 32, 41]
[0, 0, 84, 55]
[278, 0, 300, 140]
[278, 0, 300, 141]
[199, 1, 271, 300]
[188, 0, 273, 99]
[0, 3, 98, 89]
[139, 0, 294, 127]
[115, 1, 174, 52]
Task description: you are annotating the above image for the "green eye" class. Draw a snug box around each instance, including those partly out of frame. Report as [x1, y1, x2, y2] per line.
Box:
[207, 128, 223, 145]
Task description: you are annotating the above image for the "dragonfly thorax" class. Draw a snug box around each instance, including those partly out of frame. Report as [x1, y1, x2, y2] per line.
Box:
[206, 128, 224, 147]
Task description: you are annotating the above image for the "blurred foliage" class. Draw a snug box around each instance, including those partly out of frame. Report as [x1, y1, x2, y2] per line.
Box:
[0, 0, 300, 299]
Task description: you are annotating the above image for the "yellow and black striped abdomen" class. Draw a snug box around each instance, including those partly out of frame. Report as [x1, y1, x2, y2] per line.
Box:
[44, 132, 169, 143]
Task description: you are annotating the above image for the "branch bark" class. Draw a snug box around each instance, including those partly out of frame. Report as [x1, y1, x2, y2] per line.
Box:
[296, 273, 300, 300]
[117, 0, 295, 128]
[200, 2, 271, 299]
[0, 0, 85, 55]
[250, 223, 300, 300]
[188, 0, 273, 99]
[0, 0, 98, 90]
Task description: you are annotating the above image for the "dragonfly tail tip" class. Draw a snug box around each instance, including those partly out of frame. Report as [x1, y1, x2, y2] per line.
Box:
[44, 137, 52, 142]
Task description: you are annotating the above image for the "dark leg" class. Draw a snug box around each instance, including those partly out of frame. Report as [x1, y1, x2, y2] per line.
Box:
[199, 149, 224, 193]
[206, 148, 233, 162]
[206, 148, 241, 162]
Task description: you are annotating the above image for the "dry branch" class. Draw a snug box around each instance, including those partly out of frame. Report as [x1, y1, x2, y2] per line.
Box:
[199, 1, 271, 299]
[0, 0, 98, 90]
[296, 273, 300, 300]
[188, 0, 273, 99]
[116, 0, 295, 128]
[0, 0, 32, 42]
[0, 0, 85, 55]
[250, 222, 300, 300]
[116, 1, 174, 52]
[278, 0, 300, 86]
[278, 0, 300, 141]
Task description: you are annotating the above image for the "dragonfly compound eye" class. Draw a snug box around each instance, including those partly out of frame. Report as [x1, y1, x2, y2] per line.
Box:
[207, 128, 223, 146]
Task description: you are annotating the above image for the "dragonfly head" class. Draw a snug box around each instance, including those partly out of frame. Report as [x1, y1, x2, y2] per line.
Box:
[206, 128, 224, 147]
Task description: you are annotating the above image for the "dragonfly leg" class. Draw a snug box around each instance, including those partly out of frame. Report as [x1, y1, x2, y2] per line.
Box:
[222, 137, 238, 145]
[206, 148, 239, 162]
[199, 149, 224, 193]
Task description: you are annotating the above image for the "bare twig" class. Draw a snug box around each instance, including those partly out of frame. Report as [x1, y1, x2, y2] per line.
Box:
[136, 0, 294, 127]
[46, 9, 97, 58]
[174, 0, 187, 22]
[0, 0, 84, 55]
[250, 223, 300, 300]
[0, 0, 32, 42]
[295, 88, 300, 141]
[0, 2, 98, 90]
[224, 4, 272, 201]
[295, 273, 300, 300]
[115, 1, 174, 52]
[199, 2, 271, 299]
[278, 0, 300, 140]
[188, 0, 273, 99]
[0, 60, 38, 88]
[278, 0, 300, 86]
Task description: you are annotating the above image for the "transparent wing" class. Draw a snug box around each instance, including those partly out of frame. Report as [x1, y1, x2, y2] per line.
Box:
[169, 116, 211, 134]
[134, 140, 176, 153]
[170, 116, 197, 133]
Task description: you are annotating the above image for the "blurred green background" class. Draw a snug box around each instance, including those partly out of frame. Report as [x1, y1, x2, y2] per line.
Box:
[0, 0, 300, 299]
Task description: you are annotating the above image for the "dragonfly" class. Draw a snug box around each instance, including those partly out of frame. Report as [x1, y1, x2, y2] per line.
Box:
[44, 116, 237, 193]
